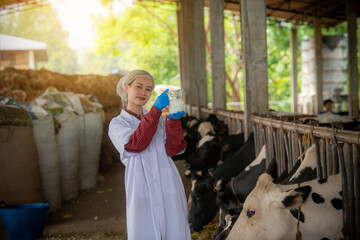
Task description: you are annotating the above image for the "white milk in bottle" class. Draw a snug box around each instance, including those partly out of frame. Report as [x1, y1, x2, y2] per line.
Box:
[168, 89, 184, 114]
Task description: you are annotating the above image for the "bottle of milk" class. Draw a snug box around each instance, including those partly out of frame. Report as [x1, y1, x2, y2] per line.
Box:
[167, 89, 184, 114]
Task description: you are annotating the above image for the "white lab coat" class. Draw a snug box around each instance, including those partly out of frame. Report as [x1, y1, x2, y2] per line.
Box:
[108, 108, 191, 240]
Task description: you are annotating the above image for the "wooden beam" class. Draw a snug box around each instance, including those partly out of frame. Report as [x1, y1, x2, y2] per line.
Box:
[178, 0, 198, 106]
[314, 17, 323, 114]
[290, 26, 298, 113]
[194, 0, 208, 119]
[241, 0, 269, 139]
[176, 1, 185, 96]
[346, 0, 359, 118]
[209, 0, 226, 112]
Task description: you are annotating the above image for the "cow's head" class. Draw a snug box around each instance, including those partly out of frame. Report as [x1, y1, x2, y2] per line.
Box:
[186, 135, 220, 171]
[215, 178, 239, 211]
[189, 172, 218, 231]
[214, 207, 242, 240]
[226, 173, 312, 240]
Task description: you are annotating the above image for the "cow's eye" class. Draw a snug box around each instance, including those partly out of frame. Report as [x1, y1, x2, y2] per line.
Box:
[246, 209, 255, 218]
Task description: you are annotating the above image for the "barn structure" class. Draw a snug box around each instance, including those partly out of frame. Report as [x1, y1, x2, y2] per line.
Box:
[0, 0, 359, 239]
[0, 33, 48, 70]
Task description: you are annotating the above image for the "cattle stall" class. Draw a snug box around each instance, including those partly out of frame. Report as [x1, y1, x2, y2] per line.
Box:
[185, 104, 360, 240]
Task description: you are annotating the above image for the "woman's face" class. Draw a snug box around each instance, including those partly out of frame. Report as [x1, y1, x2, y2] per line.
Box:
[126, 76, 153, 108]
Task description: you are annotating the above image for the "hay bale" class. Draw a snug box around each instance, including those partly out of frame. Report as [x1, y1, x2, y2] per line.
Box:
[0, 105, 33, 127]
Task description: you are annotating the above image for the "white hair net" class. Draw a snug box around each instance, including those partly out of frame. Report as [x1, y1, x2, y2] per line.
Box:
[116, 69, 155, 107]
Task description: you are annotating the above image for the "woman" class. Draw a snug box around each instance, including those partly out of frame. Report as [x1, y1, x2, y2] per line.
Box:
[108, 69, 191, 240]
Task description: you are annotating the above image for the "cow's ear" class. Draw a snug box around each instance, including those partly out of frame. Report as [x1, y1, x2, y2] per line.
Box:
[280, 186, 312, 209]
[256, 173, 274, 192]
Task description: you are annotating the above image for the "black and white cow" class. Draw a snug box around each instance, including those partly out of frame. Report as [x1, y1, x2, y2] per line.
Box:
[226, 173, 343, 240]
[172, 116, 200, 162]
[186, 132, 245, 172]
[214, 144, 319, 239]
[214, 145, 278, 238]
[189, 133, 255, 231]
[214, 207, 243, 240]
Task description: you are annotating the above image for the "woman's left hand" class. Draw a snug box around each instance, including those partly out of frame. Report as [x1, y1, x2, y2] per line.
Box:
[168, 111, 185, 120]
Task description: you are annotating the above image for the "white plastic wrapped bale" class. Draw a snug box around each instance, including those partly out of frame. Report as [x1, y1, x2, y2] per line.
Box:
[31, 105, 62, 211]
[77, 95, 104, 191]
[35, 88, 80, 201]
[56, 108, 80, 201]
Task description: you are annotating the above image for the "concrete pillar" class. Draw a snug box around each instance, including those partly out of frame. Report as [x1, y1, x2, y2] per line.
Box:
[241, 0, 268, 139]
[209, 0, 226, 112]
[290, 26, 298, 113]
[314, 17, 323, 114]
[346, 0, 359, 118]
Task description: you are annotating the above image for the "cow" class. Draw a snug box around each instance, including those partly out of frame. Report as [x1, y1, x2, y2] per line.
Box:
[172, 116, 201, 161]
[214, 145, 277, 237]
[214, 144, 319, 240]
[186, 132, 245, 172]
[206, 113, 229, 136]
[214, 207, 243, 240]
[189, 133, 255, 231]
[226, 173, 343, 240]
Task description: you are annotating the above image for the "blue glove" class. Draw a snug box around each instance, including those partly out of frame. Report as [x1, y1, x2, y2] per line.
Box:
[153, 89, 169, 110]
[168, 111, 185, 120]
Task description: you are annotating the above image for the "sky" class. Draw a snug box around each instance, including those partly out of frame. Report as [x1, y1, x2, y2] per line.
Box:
[51, 0, 132, 50]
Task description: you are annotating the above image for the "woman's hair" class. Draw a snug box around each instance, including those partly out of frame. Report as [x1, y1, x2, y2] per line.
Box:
[116, 69, 155, 107]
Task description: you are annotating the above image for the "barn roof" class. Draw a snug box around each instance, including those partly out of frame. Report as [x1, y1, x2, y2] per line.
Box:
[0, 33, 48, 61]
[1, 0, 359, 27]
[0, 33, 47, 51]
[157, 0, 360, 27]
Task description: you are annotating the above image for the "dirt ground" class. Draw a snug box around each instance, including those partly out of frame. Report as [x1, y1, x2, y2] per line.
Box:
[0, 160, 218, 240]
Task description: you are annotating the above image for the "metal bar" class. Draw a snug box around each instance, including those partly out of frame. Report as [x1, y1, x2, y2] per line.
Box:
[269, 126, 274, 162]
[266, 126, 271, 167]
[353, 144, 360, 240]
[280, 128, 286, 173]
[262, 126, 269, 168]
[273, 128, 281, 177]
[326, 139, 333, 176]
[253, 124, 259, 156]
[292, 131, 296, 168]
[345, 143, 355, 240]
[216, 109, 244, 120]
[313, 136, 323, 180]
[320, 138, 328, 179]
[252, 116, 360, 145]
[295, 131, 302, 159]
[283, 131, 290, 173]
[332, 136, 340, 175]
[338, 145, 349, 239]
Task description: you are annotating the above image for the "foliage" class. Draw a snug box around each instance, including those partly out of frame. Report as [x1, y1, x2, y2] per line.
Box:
[0, 5, 78, 74]
[94, 2, 179, 84]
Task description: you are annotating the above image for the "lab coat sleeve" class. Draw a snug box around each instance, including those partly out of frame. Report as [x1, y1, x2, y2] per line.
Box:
[165, 116, 186, 157]
[108, 118, 138, 165]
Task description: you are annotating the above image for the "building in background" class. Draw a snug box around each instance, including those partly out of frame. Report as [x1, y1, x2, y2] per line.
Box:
[0, 33, 48, 70]
[299, 35, 348, 114]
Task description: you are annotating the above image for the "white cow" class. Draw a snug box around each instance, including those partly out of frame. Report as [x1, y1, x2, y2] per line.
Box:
[226, 173, 343, 240]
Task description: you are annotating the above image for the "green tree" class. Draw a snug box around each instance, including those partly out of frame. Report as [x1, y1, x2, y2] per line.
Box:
[94, 1, 178, 83]
[0, 5, 78, 74]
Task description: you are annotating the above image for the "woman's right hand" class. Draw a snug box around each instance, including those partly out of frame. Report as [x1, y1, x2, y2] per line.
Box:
[153, 89, 169, 110]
